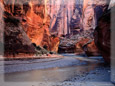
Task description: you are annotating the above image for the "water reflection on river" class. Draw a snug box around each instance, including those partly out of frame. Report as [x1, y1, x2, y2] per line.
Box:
[4, 63, 98, 82]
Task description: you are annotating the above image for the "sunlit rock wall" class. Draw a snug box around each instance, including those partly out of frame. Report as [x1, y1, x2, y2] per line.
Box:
[3, 0, 51, 46]
[1, 0, 61, 53]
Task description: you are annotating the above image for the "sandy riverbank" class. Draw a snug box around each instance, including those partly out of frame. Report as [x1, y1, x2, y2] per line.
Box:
[0, 54, 64, 61]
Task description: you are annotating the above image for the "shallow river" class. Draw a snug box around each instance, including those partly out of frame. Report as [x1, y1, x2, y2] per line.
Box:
[0, 54, 114, 86]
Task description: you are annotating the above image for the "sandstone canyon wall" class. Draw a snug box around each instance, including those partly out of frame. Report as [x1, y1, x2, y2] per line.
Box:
[0, 0, 114, 59]
[2, 0, 60, 54]
[47, 0, 84, 36]
[4, 17, 36, 57]
[0, 1, 4, 55]
[82, 0, 110, 30]
[94, 7, 115, 64]
[2, 0, 112, 42]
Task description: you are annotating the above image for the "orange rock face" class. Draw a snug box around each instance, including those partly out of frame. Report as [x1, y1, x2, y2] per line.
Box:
[75, 38, 100, 56]
[50, 36, 60, 52]
[21, 1, 51, 46]
[2, 0, 60, 54]
[75, 38, 90, 55]
[3, 0, 51, 46]
[21, 2, 60, 52]
[83, 40, 100, 56]
[41, 34, 60, 53]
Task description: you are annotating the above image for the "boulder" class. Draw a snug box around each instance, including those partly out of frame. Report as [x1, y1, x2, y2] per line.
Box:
[58, 38, 76, 53]
[83, 40, 101, 56]
[58, 45, 76, 53]
[75, 38, 90, 55]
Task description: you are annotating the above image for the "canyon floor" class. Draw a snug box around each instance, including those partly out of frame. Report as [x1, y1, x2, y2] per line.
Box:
[0, 54, 114, 86]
